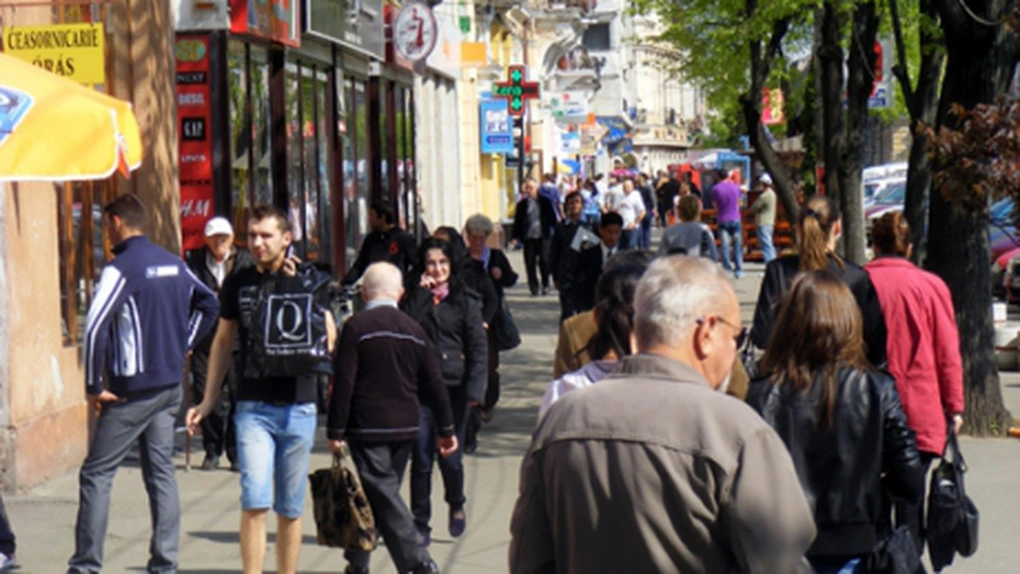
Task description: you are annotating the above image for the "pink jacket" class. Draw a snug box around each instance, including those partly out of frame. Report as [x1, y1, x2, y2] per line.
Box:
[865, 257, 964, 455]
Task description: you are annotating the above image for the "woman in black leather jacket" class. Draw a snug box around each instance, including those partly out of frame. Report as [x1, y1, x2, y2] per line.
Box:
[746, 270, 923, 573]
[750, 195, 887, 367]
[402, 238, 488, 545]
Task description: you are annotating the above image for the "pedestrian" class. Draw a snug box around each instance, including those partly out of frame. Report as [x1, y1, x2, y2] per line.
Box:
[750, 195, 887, 367]
[636, 173, 656, 249]
[654, 170, 677, 227]
[185, 216, 255, 471]
[539, 173, 564, 222]
[341, 200, 418, 288]
[710, 169, 745, 278]
[403, 238, 488, 545]
[0, 495, 16, 569]
[186, 205, 338, 574]
[539, 257, 650, 418]
[579, 179, 602, 228]
[550, 192, 598, 322]
[461, 214, 519, 450]
[659, 194, 718, 260]
[864, 211, 965, 554]
[68, 193, 221, 574]
[575, 212, 624, 311]
[328, 262, 457, 574]
[511, 178, 557, 296]
[750, 173, 778, 263]
[510, 256, 816, 573]
[616, 179, 646, 250]
[747, 270, 924, 573]
[432, 226, 498, 325]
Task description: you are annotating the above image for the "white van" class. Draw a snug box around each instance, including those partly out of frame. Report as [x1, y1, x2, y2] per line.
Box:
[862, 162, 908, 204]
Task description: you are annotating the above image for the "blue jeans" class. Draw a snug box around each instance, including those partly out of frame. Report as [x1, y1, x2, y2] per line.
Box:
[758, 224, 776, 263]
[234, 401, 317, 518]
[411, 384, 469, 533]
[639, 220, 653, 250]
[620, 229, 636, 250]
[717, 220, 744, 274]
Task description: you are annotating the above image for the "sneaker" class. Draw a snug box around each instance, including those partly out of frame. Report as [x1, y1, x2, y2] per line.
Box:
[200, 454, 220, 471]
[410, 558, 440, 574]
[734, 270, 745, 279]
[449, 507, 466, 538]
[0, 552, 15, 570]
[343, 566, 369, 574]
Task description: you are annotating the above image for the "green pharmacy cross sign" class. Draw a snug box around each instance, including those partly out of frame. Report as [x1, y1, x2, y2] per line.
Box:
[492, 65, 539, 118]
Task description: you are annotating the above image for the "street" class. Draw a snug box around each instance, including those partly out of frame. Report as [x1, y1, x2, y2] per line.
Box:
[7, 250, 1020, 573]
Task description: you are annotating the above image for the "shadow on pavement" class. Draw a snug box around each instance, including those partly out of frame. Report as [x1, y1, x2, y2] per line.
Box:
[187, 531, 319, 546]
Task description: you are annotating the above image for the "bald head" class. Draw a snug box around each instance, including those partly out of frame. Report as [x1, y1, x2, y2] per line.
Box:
[362, 262, 404, 302]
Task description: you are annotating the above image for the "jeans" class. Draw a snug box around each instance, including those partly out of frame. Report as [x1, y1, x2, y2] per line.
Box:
[620, 229, 636, 250]
[0, 495, 15, 557]
[639, 219, 653, 250]
[717, 220, 744, 274]
[234, 401, 317, 518]
[69, 385, 182, 574]
[757, 224, 776, 263]
[411, 384, 469, 534]
[344, 442, 431, 572]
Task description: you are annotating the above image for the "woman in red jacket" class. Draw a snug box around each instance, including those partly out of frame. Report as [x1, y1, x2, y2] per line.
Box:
[864, 211, 965, 555]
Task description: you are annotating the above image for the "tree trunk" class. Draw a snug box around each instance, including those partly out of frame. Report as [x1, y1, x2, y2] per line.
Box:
[840, 1, 879, 265]
[927, 0, 1018, 435]
[901, 2, 938, 261]
[818, 2, 845, 209]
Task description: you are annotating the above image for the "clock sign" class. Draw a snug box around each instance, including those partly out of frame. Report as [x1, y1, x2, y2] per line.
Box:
[393, 2, 439, 63]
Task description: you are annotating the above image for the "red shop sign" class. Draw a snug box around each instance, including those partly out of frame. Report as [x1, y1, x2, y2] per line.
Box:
[230, 0, 300, 47]
[175, 34, 215, 252]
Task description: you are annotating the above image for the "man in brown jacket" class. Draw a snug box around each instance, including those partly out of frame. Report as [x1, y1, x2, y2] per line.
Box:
[511, 256, 815, 573]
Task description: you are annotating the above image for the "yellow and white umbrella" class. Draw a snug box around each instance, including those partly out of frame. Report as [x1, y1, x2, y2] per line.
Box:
[0, 52, 143, 182]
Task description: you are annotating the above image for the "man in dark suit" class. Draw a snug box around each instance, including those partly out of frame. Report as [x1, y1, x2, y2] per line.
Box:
[551, 191, 599, 322]
[575, 212, 624, 311]
[512, 178, 557, 296]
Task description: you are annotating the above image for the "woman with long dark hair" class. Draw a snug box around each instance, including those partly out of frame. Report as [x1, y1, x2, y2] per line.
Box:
[402, 238, 488, 545]
[539, 258, 649, 418]
[746, 270, 923, 573]
[751, 195, 887, 367]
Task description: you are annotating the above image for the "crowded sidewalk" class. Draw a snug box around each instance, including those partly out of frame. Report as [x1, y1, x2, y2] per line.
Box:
[6, 248, 1020, 573]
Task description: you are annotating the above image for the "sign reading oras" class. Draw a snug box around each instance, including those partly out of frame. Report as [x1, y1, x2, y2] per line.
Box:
[3, 23, 105, 85]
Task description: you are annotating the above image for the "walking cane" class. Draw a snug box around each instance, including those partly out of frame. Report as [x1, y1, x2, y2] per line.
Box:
[183, 356, 192, 472]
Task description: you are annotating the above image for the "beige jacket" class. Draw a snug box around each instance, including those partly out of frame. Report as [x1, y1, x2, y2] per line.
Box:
[510, 354, 815, 574]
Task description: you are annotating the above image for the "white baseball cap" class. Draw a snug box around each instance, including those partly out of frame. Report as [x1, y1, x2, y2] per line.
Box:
[759, 173, 773, 185]
[204, 216, 233, 237]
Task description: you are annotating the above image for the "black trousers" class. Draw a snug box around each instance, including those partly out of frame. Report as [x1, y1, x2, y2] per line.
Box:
[0, 495, 15, 557]
[896, 452, 937, 555]
[344, 441, 430, 572]
[523, 238, 551, 294]
[190, 349, 237, 461]
[558, 283, 584, 323]
[466, 330, 501, 451]
[412, 384, 469, 533]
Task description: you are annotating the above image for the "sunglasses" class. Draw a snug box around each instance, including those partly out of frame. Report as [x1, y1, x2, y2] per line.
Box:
[697, 315, 748, 349]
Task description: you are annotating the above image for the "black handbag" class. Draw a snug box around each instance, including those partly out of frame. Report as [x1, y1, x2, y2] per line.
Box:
[493, 300, 521, 351]
[866, 525, 923, 574]
[926, 425, 979, 570]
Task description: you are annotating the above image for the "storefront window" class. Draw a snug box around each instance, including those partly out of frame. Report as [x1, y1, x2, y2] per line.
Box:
[300, 66, 322, 261]
[342, 77, 358, 269]
[58, 180, 115, 345]
[353, 79, 369, 243]
[285, 62, 304, 255]
[251, 46, 273, 207]
[315, 69, 332, 265]
[379, 81, 390, 201]
[227, 41, 249, 233]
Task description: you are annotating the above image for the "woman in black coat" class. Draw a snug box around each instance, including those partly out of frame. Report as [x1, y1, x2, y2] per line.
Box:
[402, 238, 488, 545]
[750, 195, 887, 367]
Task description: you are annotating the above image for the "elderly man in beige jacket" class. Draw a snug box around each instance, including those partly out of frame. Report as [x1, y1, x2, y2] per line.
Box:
[510, 255, 815, 574]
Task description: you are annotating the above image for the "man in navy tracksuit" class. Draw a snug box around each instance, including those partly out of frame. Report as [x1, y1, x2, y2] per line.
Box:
[68, 194, 220, 574]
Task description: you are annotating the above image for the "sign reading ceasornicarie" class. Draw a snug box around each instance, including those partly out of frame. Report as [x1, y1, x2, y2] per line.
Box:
[3, 23, 106, 85]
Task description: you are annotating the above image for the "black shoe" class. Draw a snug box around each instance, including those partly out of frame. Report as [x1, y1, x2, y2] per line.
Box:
[229, 460, 240, 472]
[200, 454, 220, 471]
[530, 289, 539, 297]
[541, 286, 549, 296]
[410, 558, 439, 574]
[449, 506, 466, 538]
[344, 566, 370, 574]
[417, 525, 431, 547]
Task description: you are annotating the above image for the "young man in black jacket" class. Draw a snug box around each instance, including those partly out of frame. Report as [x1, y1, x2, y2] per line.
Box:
[341, 200, 418, 288]
[185, 216, 254, 471]
[329, 263, 457, 574]
[550, 192, 599, 322]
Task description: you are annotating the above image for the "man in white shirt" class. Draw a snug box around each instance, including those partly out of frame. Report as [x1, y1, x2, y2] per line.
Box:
[617, 179, 647, 250]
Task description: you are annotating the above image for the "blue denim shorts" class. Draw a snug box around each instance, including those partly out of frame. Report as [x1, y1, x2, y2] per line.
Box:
[234, 401, 317, 518]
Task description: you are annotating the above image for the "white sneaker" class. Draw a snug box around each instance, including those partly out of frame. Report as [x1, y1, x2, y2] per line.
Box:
[0, 553, 15, 570]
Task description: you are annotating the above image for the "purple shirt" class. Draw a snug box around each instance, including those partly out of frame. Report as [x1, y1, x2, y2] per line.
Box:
[711, 180, 742, 223]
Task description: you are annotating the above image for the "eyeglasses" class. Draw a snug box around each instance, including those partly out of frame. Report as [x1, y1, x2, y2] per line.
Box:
[697, 315, 748, 349]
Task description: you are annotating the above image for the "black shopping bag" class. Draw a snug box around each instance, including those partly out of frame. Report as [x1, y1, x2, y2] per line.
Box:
[308, 446, 377, 551]
[926, 425, 979, 570]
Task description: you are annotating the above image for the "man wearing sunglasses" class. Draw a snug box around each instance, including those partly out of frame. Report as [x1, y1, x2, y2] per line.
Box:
[511, 255, 815, 574]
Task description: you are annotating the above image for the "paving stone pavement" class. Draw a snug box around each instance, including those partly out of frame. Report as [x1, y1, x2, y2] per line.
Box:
[7, 250, 1020, 573]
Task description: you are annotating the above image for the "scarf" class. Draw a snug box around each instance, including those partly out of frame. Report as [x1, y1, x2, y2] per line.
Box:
[431, 282, 450, 305]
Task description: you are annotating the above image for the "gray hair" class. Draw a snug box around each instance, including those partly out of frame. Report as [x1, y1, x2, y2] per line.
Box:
[464, 213, 494, 237]
[633, 256, 732, 350]
[362, 262, 404, 300]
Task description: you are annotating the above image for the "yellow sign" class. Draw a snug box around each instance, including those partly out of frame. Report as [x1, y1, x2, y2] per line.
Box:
[3, 23, 106, 85]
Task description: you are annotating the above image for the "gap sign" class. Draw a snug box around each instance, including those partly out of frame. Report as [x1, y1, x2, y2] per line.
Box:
[492, 65, 539, 117]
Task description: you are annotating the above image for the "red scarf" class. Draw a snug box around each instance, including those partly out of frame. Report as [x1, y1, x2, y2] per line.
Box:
[431, 282, 450, 305]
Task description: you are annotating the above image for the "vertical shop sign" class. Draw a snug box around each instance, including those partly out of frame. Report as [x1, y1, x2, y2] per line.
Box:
[175, 34, 215, 252]
[479, 99, 514, 154]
